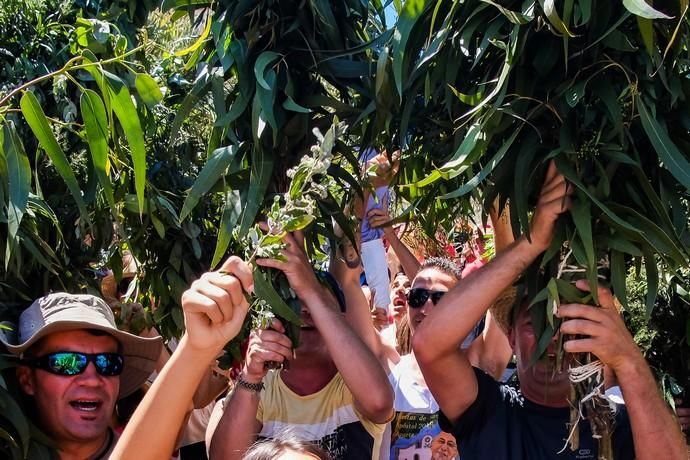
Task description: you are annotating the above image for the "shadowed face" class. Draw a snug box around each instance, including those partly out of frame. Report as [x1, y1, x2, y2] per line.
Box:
[295, 285, 342, 362]
[509, 303, 570, 407]
[17, 329, 120, 450]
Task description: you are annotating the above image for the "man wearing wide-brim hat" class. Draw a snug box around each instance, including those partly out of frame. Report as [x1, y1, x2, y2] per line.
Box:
[0, 292, 162, 459]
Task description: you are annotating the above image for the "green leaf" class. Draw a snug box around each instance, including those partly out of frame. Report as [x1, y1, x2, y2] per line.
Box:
[554, 278, 589, 303]
[2, 123, 30, 264]
[134, 73, 163, 108]
[180, 145, 240, 222]
[215, 93, 250, 126]
[570, 195, 595, 268]
[375, 46, 390, 96]
[442, 125, 522, 199]
[170, 67, 214, 145]
[643, 249, 659, 317]
[624, 0, 672, 19]
[256, 73, 278, 132]
[18, 230, 59, 274]
[460, 25, 518, 120]
[106, 77, 147, 216]
[606, 235, 643, 257]
[448, 85, 484, 106]
[437, 122, 484, 175]
[254, 52, 281, 91]
[282, 96, 310, 113]
[80, 90, 115, 211]
[637, 96, 690, 193]
[161, 0, 211, 11]
[253, 268, 302, 324]
[610, 250, 628, 311]
[566, 80, 586, 107]
[608, 204, 687, 267]
[392, 0, 428, 99]
[554, 157, 641, 235]
[175, 15, 212, 56]
[284, 214, 315, 232]
[0, 388, 30, 457]
[481, 0, 533, 24]
[239, 147, 273, 237]
[211, 190, 242, 269]
[20, 92, 90, 223]
[545, 278, 560, 328]
[151, 213, 166, 238]
[538, 0, 576, 36]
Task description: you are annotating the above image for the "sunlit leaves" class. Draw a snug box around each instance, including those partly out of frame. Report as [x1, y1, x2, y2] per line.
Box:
[623, 0, 672, 19]
[20, 92, 90, 225]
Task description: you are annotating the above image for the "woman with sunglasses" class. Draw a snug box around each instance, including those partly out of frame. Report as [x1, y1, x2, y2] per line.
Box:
[331, 219, 513, 460]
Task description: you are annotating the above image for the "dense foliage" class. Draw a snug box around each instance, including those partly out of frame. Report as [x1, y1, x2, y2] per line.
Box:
[2, 0, 690, 457]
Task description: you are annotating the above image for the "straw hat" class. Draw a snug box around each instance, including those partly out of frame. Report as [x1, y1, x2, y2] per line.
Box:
[0, 293, 162, 398]
[490, 286, 519, 334]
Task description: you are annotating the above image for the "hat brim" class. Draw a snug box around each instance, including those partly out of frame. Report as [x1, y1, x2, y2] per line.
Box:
[489, 286, 518, 335]
[0, 321, 162, 399]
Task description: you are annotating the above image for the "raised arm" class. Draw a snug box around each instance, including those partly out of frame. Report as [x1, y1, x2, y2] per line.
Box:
[111, 257, 253, 460]
[258, 233, 394, 423]
[329, 243, 399, 372]
[464, 200, 517, 380]
[368, 207, 421, 279]
[413, 162, 571, 424]
[209, 322, 293, 459]
[559, 281, 687, 459]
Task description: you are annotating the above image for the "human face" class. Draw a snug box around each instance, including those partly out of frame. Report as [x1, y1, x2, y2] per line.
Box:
[294, 289, 335, 362]
[407, 268, 457, 335]
[509, 304, 570, 407]
[17, 330, 120, 449]
[390, 273, 410, 322]
[430, 431, 459, 460]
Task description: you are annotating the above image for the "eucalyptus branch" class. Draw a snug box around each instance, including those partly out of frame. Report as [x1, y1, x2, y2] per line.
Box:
[0, 44, 146, 108]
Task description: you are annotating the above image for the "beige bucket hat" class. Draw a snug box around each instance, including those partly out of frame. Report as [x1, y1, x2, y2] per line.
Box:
[0, 292, 163, 398]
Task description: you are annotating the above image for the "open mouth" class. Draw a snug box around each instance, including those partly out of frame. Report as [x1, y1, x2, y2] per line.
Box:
[300, 325, 317, 331]
[69, 400, 103, 412]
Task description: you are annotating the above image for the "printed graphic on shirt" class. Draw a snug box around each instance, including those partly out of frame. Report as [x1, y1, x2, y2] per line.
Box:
[252, 372, 385, 460]
[391, 411, 459, 460]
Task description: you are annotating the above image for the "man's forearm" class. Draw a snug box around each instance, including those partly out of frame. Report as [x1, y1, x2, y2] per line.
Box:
[304, 291, 393, 422]
[111, 336, 216, 460]
[415, 235, 542, 359]
[615, 356, 687, 459]
[209, 385, 262, 460]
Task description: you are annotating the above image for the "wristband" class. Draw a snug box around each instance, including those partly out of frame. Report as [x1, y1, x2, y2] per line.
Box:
[237, 375, 264, 394]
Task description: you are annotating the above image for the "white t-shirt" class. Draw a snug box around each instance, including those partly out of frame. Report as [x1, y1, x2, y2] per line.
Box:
[386, 355, 460, 460]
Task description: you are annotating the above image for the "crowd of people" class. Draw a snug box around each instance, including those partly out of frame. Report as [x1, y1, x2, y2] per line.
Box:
[1, 162, 689, 459]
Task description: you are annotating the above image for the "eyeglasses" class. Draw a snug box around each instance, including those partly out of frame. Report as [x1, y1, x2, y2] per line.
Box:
[26, 352, 124, 377]
[406, 288, 446, 309]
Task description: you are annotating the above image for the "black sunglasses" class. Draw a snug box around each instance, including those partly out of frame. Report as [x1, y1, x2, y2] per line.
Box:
[407, 288, 446, 309]
[26, 352, 124, 377]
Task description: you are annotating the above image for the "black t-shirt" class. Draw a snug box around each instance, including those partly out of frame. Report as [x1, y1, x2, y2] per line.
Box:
[439, 368, 635, 459]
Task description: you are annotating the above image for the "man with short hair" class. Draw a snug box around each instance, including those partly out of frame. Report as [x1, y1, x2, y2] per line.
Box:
[332, 239, 512, 460]
[413, 162, 688, 459]
[208, 233, 394, 460]
[0, 293, 162, 459]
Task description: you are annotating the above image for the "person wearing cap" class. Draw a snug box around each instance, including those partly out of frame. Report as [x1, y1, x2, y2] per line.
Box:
[412, 162, 687, 459]
[207, 232, 394, 460]
[0, 292, 162, 459]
